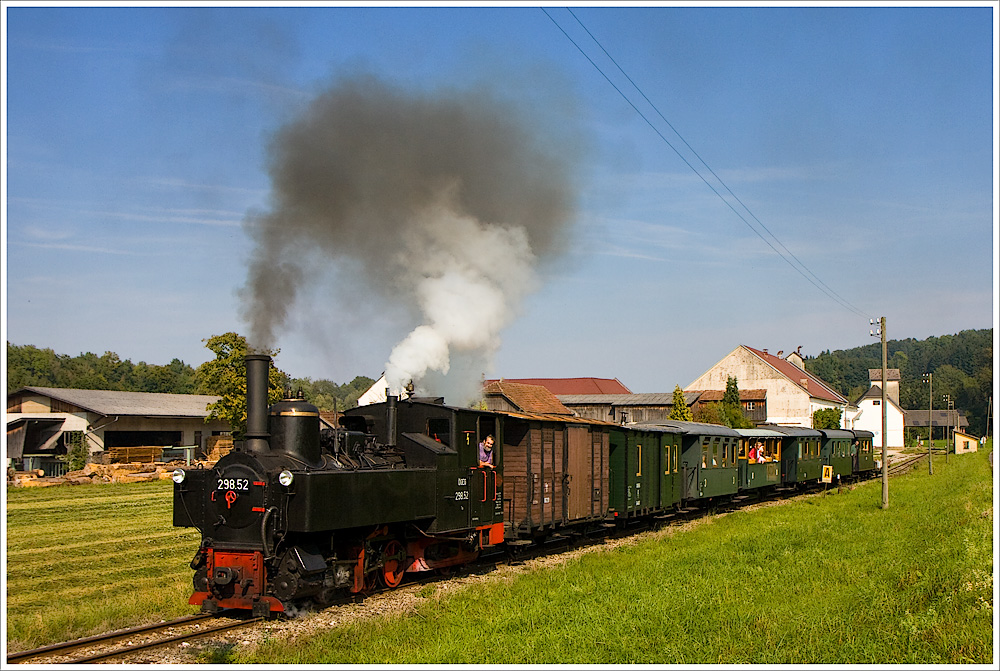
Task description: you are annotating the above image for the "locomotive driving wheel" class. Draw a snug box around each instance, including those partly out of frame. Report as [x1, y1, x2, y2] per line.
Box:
[380, 539, 406, 588]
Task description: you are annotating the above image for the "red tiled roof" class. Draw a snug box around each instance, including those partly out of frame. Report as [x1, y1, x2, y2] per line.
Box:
[743, 346, 847, 404]
[484, 377, 632, 395]
[483, 381, 574, 415]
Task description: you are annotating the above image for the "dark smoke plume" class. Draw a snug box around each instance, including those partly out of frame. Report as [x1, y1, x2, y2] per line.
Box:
[241, 72, 581, 400]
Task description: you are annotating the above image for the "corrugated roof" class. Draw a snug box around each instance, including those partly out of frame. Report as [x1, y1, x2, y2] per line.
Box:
[485, 377, 632, 395]
[10, 386, 220, 418]
[557, 392, 698, 406]
[905, 409, 968, 428]
[483, 381, 574, 415]
[743, 346, 847, 405]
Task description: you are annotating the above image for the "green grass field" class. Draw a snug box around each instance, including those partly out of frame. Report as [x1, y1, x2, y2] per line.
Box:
[5, 480, 202, 651]
[4, 446, 994, 663]
[240, 447, 994, 665]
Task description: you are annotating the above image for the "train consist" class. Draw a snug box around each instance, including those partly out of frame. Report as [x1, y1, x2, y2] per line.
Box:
[172, 355, 876, 616]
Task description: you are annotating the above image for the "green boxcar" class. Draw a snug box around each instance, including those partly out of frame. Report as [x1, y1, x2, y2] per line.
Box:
[851, 429, 877, 475]
[820, 429, 854, 482]
[733, 427, 783, 490]
[769, 425, 824, 485]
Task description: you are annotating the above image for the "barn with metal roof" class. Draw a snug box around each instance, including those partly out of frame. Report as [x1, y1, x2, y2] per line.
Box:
[6, 386, 230, 475]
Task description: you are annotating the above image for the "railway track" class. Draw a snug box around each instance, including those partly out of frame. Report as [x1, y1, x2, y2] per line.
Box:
[6, 612, 262, 664]
[887, 452, 928, 476]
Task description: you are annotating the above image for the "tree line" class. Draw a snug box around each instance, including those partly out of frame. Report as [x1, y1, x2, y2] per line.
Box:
[6, 337, 374, 417]
[804, 328, 993, 436]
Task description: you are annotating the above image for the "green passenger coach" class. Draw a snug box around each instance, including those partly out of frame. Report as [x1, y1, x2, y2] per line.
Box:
[820, 429, 854, 482]
[733, 427, 783, 490]
[637, 421, 740, 503]
[769, 425, 824, 485]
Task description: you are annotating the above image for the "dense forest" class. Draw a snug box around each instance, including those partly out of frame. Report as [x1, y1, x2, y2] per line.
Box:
[7, 328, 994, 433]
[804, 328, 993, 436]
[5, 342, 374, 412]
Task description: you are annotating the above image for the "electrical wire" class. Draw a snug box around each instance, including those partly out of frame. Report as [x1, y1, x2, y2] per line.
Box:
[542, 8, 872, 320]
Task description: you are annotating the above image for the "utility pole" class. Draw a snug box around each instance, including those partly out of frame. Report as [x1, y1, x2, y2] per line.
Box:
[871, 317, 888, 509]
[923, 372, 933, 475]
[943, 394, 953, 464]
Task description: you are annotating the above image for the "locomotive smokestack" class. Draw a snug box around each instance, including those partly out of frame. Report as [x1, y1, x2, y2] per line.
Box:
[386, 393, 398, 448]
[245, 354, 272, 453]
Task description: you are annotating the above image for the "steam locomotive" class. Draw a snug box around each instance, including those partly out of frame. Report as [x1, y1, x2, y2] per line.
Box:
[172, 355, 876, 616]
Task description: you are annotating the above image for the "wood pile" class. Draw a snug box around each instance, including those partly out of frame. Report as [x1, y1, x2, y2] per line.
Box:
[106, 446, 165, 463]
[205, 436, 233, 465]
[7, 461, 190, 487]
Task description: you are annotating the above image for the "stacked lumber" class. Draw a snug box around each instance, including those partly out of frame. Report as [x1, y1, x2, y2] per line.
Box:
[205, 436, 234, 465]
[106, 445, 164, 463]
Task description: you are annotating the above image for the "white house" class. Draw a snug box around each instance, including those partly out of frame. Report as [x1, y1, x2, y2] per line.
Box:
[847, 385, 906, 449]
[686, 345, 848, 427]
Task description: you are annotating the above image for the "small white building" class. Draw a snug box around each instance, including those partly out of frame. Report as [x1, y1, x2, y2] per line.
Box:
[953, 430, 980, 454]
[847, 385, 906, 449]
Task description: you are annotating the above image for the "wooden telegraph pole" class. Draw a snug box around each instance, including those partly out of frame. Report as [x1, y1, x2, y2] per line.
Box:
[872, 317, 888, 509]
[923, 372, 933, 475]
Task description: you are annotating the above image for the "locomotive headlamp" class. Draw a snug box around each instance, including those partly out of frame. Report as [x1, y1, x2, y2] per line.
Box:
[171, 469, 186, 484]
[279, 470, 294, 487]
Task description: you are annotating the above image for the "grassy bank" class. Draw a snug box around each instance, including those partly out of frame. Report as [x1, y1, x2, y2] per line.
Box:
[4, 480, 201, 651]
[242, 447, 994, 665]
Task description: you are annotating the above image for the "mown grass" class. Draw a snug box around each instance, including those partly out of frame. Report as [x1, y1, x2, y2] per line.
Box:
[241, 447, 994, 665]
[5, 480, 202, 651]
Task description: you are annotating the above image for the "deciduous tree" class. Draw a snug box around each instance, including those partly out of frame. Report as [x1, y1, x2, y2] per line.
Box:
[196, 333, 288, 438]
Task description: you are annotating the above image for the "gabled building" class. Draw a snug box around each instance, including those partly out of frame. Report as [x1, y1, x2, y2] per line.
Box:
[7, 386, 229, 474]
[685, 345, 848, 428]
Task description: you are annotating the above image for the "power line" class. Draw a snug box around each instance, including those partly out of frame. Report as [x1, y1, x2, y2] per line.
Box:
[543, 8, 872, 320]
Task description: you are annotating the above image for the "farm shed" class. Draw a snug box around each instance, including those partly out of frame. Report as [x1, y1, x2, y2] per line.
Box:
[686, 346, 847, 428]
[6, 387, 229, 474]
[557, 392, 700, 424]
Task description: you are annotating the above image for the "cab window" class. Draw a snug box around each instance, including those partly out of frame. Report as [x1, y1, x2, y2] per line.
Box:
[427, 418, 450, 446]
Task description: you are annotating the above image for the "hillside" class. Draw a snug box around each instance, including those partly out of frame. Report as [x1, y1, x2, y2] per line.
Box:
[804, 328, 992, 435]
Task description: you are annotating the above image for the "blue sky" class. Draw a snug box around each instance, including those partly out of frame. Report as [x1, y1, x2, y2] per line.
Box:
[3, 3, 996, 394]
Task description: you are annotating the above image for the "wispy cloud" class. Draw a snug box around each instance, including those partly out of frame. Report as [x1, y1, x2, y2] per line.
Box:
[11, 36, 158, 56]
[164, 74, 310, 100]
[10, 240, 144, 255]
